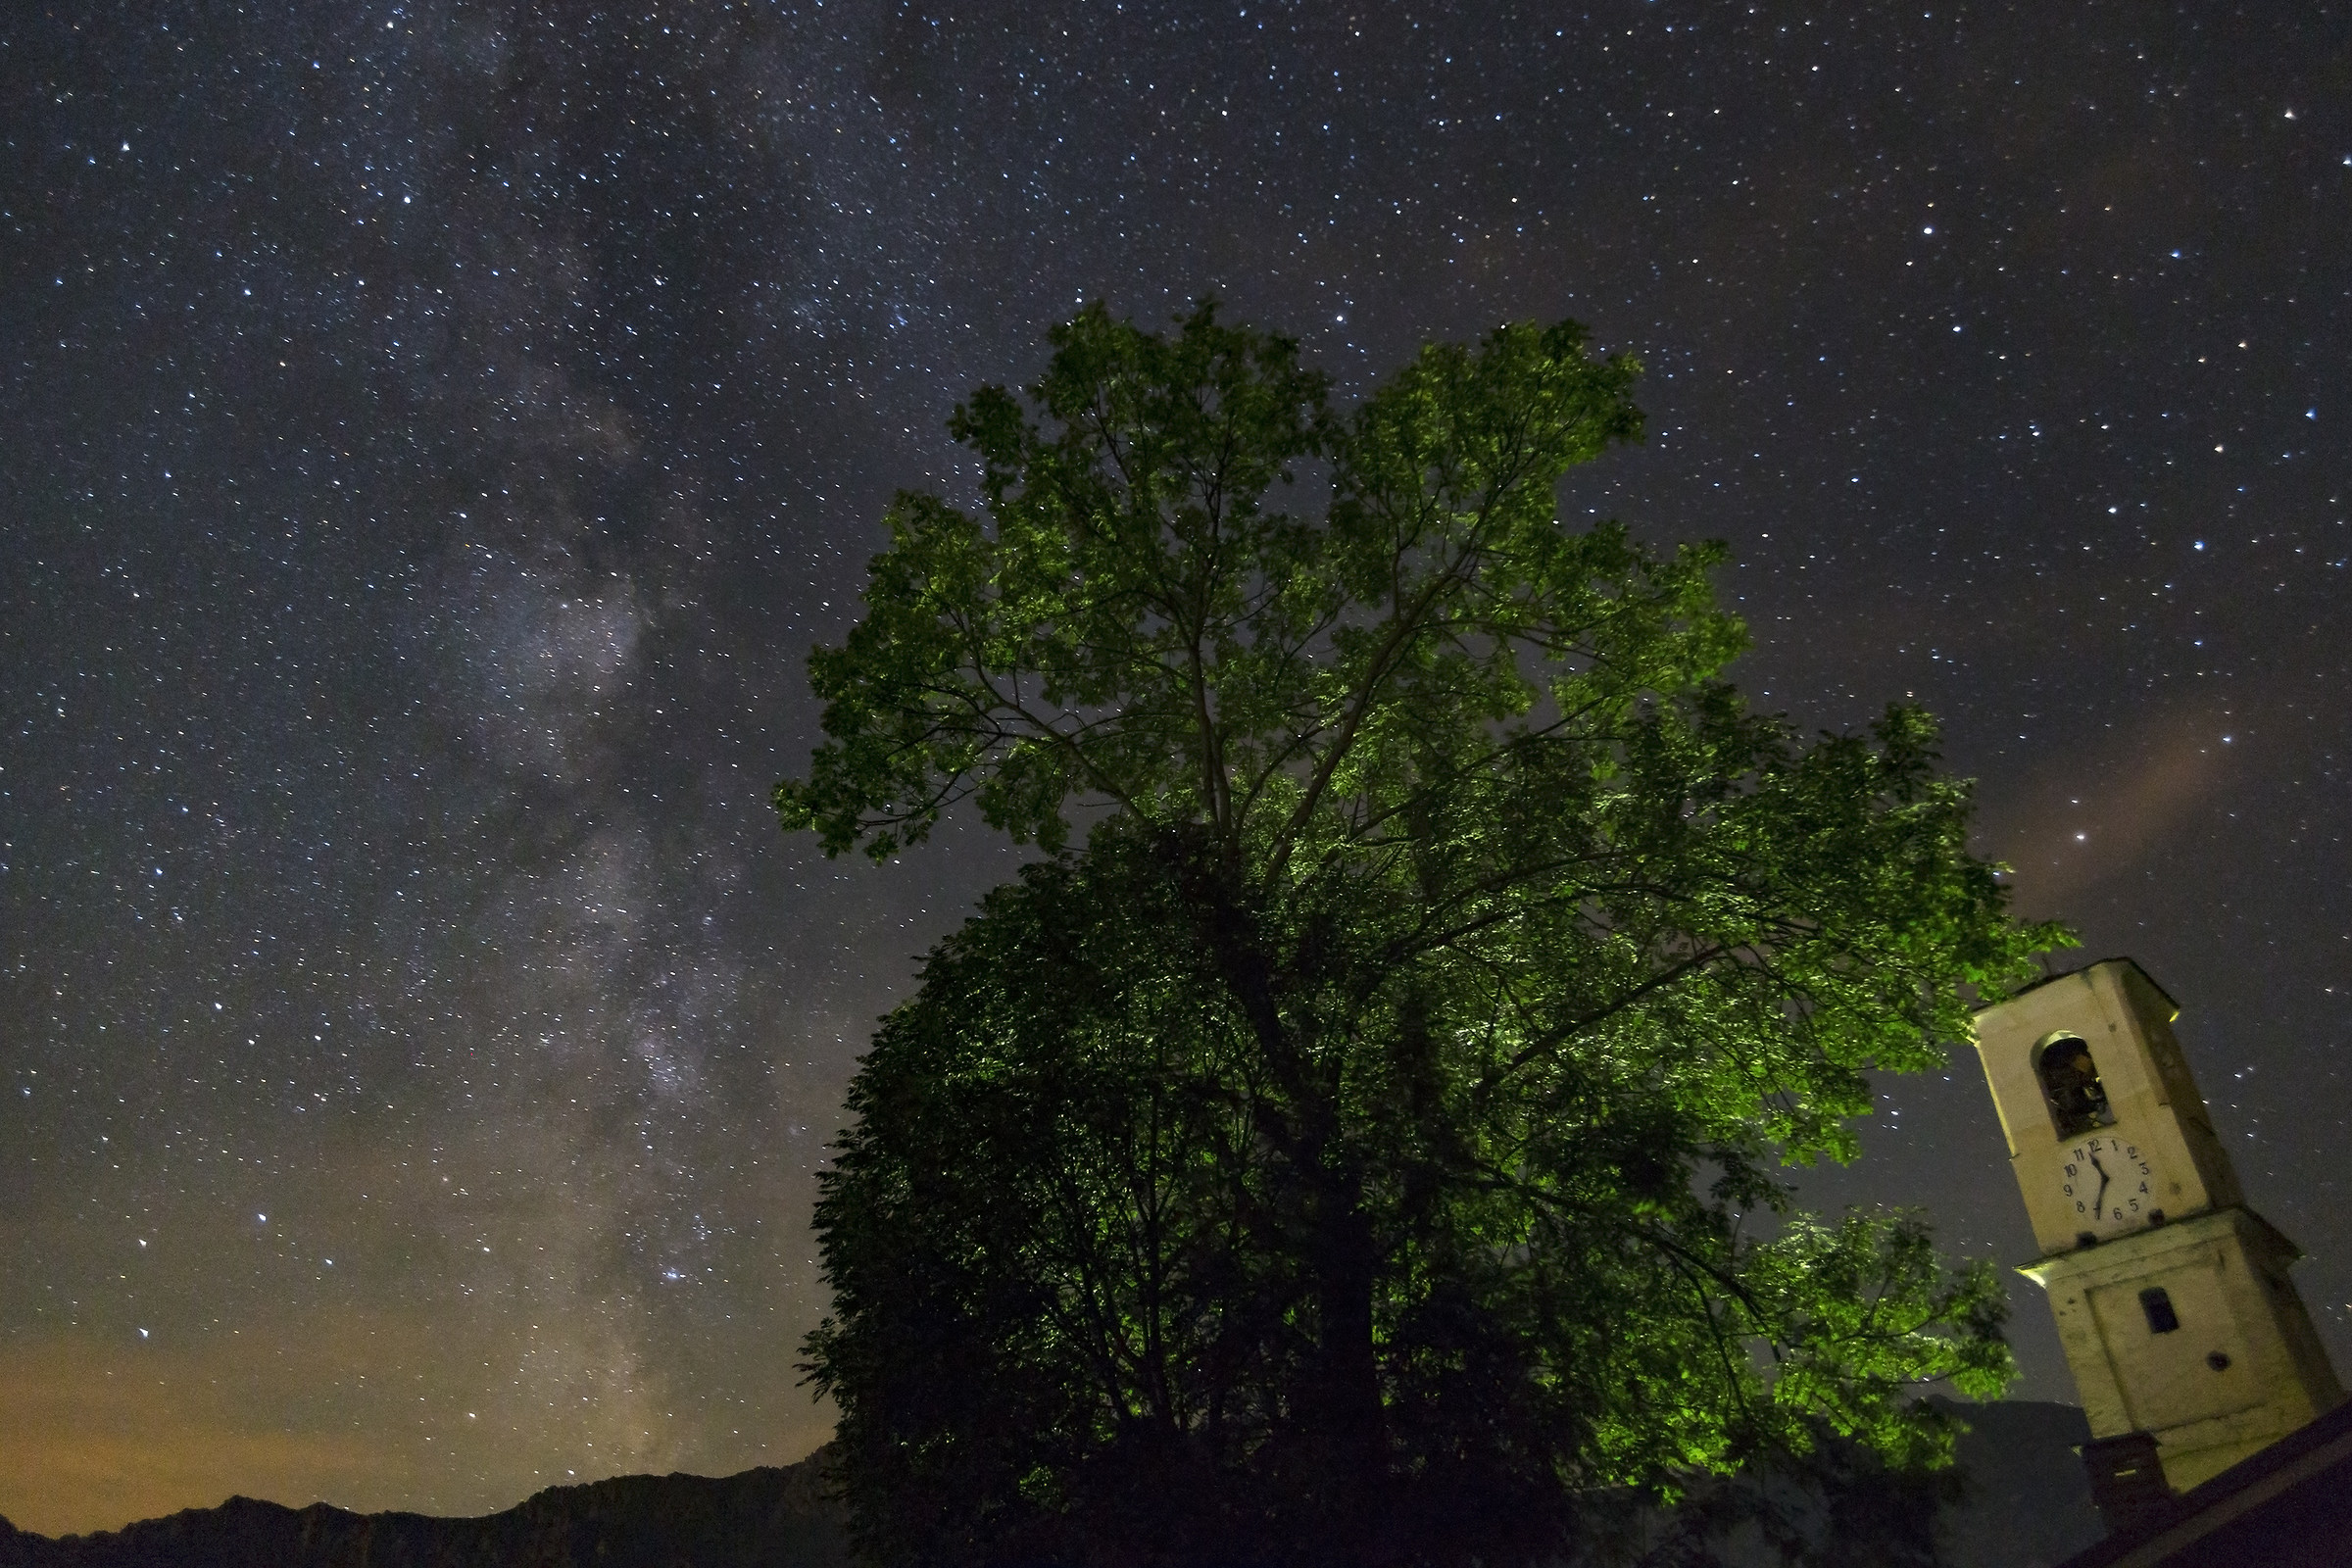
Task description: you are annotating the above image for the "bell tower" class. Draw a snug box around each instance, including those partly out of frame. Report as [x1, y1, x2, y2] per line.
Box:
[1973, 958, 2342, 1497]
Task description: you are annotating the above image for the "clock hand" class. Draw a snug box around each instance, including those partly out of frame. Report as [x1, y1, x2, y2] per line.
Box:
[2088, 1152, 2111, 1219]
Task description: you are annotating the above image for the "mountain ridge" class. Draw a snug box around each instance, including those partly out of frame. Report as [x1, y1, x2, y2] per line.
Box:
[0, 1453, 847, 1568]
[0, 1400, 2104, 1567]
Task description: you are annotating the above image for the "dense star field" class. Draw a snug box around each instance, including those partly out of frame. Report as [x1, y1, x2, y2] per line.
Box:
[3, 0, 2346, 1539]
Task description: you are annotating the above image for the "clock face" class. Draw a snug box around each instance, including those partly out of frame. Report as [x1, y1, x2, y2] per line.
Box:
[2058, 1134, 2161, 1234]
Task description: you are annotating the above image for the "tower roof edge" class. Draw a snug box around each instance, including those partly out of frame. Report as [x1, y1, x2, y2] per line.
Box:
[1975, 956, 2180, 1021]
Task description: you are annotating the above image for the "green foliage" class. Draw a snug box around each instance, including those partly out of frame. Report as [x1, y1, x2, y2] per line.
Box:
[779, 303, 2067, 1567]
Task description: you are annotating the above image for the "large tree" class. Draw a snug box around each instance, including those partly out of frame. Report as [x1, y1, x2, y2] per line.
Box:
[778, 304, 2060, 1567]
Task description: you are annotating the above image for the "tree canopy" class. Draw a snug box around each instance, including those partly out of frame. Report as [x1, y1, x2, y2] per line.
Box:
[777, 303, 2064, 1567]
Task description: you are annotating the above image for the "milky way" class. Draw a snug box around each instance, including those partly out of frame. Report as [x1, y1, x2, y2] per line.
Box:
[4, 1, 2347, 1537]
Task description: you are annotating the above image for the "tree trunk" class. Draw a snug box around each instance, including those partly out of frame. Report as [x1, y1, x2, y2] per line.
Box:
[1304, 1164, 1391, 1565]
[1171, 828, 1395, 1561]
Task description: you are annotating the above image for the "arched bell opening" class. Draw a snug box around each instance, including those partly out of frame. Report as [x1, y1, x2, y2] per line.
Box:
[2037, 1033, 2116, 1138]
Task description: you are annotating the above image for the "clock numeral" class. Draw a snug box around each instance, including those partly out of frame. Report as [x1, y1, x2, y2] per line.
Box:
[2065, 1163, 2079, 1177]
[2129, 1199, 2141, 1213]
[2137, 1162, 2150, 1175]
[2126, 1145, 2139, 1158]
[2138, 1182, 2149, 1195]
[2063, 1183, 2075, 1197]
[2076, 1200, 2087, 1213]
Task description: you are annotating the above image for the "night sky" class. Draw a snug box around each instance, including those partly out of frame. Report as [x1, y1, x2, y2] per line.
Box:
[5, 0, 2348, 1539]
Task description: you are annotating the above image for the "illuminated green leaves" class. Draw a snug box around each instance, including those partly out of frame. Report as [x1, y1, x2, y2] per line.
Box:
[780, 304, 2065, 1567]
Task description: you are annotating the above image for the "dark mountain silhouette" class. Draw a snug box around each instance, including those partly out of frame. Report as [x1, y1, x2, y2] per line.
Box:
[0, 1401, 2103, 1568]
[0, 1452, 848, 1568]
[1936, 1399, 2103, 1568]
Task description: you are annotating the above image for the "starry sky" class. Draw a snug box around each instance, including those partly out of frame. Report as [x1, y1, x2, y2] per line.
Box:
[4, 0, 2348, 1540]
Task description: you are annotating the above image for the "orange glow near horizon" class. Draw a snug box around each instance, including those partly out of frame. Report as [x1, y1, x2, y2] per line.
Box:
[0, 1329, 831, 1540]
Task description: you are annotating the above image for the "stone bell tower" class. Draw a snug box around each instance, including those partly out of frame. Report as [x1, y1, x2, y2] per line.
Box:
[1972, 959, 2342, 1511]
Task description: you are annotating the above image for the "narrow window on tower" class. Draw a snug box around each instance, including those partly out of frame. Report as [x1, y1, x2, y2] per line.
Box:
[2038, 1035, 2117, 1137]
[2140, 1287, 2180, 1334]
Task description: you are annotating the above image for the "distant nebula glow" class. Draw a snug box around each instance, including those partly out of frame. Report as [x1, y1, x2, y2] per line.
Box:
[4, 0, 2347, 1541]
